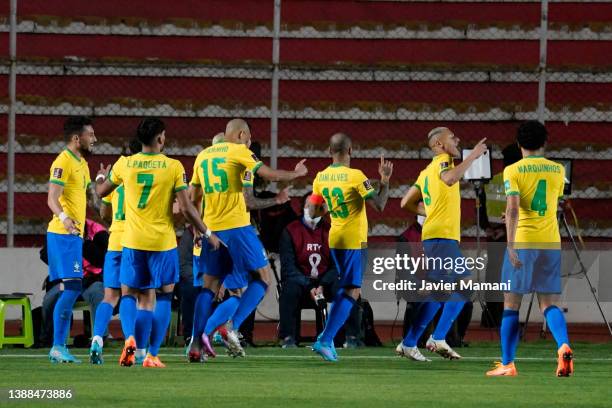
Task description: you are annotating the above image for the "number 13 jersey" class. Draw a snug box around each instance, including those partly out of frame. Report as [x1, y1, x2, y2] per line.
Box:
[190, 142, 263, 231]
[503, 156, 565, 244]
[312, 164, 375, 250]
[109, 152, 188, 251]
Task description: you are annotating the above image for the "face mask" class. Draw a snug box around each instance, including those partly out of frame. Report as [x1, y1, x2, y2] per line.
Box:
[304, 207, 322, 226]
[417, 215, 426, 226]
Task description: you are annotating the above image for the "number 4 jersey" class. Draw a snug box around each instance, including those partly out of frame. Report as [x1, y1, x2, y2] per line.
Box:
[504, 156, 565, 243]
[190, 142, 263, 231]
[109, 152, 188, 251]
[312, 164, 375, 250]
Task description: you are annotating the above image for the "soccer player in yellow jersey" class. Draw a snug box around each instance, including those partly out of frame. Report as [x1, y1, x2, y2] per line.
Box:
[487, 121, 573, 377]
[96, 118, 220, 368]
[188, 132, 290, 362]
[189, 119, 307, 359]
[46, 116, 96, 364]
[89, 139, 142, 365]
[399, 127, 487, 362]
[310, 133, 393, 362]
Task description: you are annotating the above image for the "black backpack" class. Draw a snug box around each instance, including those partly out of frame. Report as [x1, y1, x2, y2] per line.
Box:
[361, 299, 382, 347]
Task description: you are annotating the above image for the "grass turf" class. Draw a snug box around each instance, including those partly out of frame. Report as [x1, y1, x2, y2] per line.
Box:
[0, 341, 610, 407]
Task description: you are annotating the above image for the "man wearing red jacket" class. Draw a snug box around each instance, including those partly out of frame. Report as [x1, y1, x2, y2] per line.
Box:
[278, 195, 361, 348]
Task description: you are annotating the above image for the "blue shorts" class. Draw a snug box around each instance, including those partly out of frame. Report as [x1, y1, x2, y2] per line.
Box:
[103, 250, 122, 289]
[47, 232, 83, 281]
[330, 248, 366, 288]
[193, 254, 206, 287]
[502, 249, 561, 294]
[204, 225, 268, 290]
[120, 247, 180, 290]
[423, 238, 470, 282]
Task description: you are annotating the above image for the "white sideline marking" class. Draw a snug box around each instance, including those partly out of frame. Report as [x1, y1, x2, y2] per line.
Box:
[0, 353, 610, 362]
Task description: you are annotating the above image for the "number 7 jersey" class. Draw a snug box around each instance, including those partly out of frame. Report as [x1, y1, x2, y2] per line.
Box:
[503, 156, 565, 243]
[312, 164, 375, 249]
[190, 142, 262, 231]
[109, 152, 188, 251]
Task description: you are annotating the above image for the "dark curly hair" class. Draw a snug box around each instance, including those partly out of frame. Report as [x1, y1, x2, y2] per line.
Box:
[516, 120, 547, 150]
[136, 117, 165, 146]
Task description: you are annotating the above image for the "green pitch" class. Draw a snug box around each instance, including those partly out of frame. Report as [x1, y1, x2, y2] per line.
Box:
[1, 342, 610, 407]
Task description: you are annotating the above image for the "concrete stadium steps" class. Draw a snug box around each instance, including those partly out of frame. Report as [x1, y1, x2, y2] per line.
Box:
[6, 75, 612, 106]
[3, 33, 611, 69]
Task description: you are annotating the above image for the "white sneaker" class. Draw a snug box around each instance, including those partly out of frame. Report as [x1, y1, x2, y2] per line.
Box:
[221, 323, 246, 358]
[425, 335, 462, 360]
[395, 342, 431, 362]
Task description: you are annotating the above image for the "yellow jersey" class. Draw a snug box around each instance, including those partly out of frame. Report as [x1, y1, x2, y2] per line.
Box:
[109, 152, 188, 251]
[190, 142, 262, 231]
[415, 153, 461, 241]
[503, 156, 565, 244]
[192, 168, 253, 257]
[312, 164, 375, 250]
[47, 149, 91, 237]
[101, 185, 126, 252]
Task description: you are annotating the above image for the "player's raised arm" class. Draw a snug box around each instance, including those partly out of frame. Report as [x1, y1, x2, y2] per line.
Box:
[440, 137, 487, 186]
[256, 159, 308, 182]
[367, 155, 393, 212]
[401, 185, 426, 216]
[243, 185, 291, 210]
[95, 162, 116, 198]
[175, 188, 221, 250]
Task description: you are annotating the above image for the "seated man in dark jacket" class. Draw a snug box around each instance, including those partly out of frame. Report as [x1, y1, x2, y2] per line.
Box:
[278, 195, 361, 348]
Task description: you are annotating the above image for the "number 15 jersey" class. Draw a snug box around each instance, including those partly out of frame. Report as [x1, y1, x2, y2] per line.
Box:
[190, 142, 262, 231]
[504, 156, 565, 243]
[109, 152, 188, 251]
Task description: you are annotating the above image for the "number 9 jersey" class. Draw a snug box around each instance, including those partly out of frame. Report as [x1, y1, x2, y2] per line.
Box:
[190, 142, 262, 231]
[109, 152, 188, 251]
[312, 164, 375, 250]
[503, 156, 565, 244]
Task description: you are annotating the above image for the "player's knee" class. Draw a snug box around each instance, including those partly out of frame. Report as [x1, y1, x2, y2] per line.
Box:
[345, 286, 360, 300]
[137, 290, 156, 310]
[160, 283, 174, 293]
[203, 275, 220, 291]
[104, 289, 121, 306]
[227, 288, 242, 298]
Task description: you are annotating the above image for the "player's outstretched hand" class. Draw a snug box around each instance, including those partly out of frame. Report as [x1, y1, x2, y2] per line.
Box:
[275, 186, 291, 205]
[96, 163, 111, 183]
[378, 155, 393, 184]
[471, 138, 488, 158]
[294, 159, 308, 178]
[207, 233, 221, 251]
[507, 247, 523, 269]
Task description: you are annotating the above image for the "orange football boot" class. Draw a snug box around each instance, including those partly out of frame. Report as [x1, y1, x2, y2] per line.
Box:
[486, 361, 518, 377]
[556, 344, 574, 377]
[119, 336, 136, 367]
[143, 353, 166, 368]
